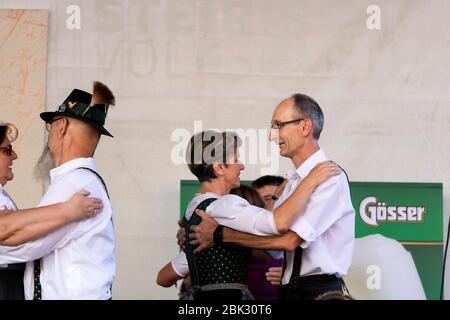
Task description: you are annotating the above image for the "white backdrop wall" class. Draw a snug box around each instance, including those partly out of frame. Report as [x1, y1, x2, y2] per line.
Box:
[0, 0, 449, 299]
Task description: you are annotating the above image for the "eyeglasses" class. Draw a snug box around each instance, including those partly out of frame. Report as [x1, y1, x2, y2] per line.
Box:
[270, 118, 305, 130]
[45, 117, 64, 132]
[0, 144, 13, 157]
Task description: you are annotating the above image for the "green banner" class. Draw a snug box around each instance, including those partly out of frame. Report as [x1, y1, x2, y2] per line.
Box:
[351, 182, 443, 300]
[352, 182, 442, 242]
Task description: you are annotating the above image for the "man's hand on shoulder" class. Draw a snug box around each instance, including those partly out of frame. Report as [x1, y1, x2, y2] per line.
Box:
[189, 209, 218, 253]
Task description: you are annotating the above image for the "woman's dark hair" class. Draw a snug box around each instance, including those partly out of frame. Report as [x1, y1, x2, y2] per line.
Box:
[0, 126, 7, 145]
[230, 185, 265, 209]
[0, 123, 18, 145]
[251, 175, 284, 189]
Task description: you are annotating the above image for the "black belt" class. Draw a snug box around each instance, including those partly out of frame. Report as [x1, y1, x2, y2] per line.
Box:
[283, 274, 342, 287]
[279, 274, 344, 300]
[279, 246, 344, 300]
[0, 263, 26, 271]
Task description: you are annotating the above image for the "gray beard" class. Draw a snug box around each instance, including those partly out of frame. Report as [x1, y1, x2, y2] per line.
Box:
[34, 144, 55, 184]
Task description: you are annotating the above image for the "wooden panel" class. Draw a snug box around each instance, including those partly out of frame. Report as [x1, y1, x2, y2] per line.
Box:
[0, 9, 48, 207]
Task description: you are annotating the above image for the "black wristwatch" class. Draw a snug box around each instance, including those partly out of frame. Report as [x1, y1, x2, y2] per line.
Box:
[271, 194, 279, 201]
[213, 224, 224, 245]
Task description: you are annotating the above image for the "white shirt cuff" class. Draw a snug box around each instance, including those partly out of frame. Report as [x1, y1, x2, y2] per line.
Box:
[171, 251, 189, 277]
[267, 215, 279, 235]
[266, 250, 284, 260]
[290, 217, 317, 249]
[171, 260, 186, 277]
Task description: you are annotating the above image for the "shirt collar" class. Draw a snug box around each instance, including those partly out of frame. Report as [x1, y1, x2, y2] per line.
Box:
[0, 183, 4, 192]
[286, 149, 328, 181]
[50, 157, 96, 182]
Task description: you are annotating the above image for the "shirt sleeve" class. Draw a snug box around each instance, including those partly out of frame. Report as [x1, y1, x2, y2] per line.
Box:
[205, 194, 279, 236]
[267, 249, 284, 260]
[171, 251, 189, 277]
[0, 179, 79, 263]
[290, 174, 349, 249]
[0, 172, 111, 264]
[62, 171, 112, 241]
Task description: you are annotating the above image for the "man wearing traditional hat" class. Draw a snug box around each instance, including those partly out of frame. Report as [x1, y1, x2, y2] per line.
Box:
[0, 122, 104, 300]
[0, 81, 116, 300]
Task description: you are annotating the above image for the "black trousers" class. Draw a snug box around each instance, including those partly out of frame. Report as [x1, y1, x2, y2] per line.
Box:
[278, 275, 343, 301]
[0, 270, 25, 300]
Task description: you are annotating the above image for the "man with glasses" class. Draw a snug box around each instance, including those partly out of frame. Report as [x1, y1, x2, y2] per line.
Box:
[0, 81, 116, 300]
[187, 93, 355, 300]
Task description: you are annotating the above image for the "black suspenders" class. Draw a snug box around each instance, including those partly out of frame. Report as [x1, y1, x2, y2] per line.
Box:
[77, 167, 110, 200]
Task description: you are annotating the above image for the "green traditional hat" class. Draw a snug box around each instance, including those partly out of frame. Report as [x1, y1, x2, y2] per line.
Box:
[40, 81, 116, 137]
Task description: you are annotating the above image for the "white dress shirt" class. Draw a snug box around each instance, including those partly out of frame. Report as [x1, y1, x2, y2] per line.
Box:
[171, 193, 279, 277]
[275, 149, 355, 285]
[0, 184, 18, 268]
[0, 158, 115, 300]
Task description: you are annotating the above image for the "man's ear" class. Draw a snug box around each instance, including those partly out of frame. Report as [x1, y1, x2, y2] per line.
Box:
[212, 162, 224, 177]
[58, 117, 70, 136]
[301, 118, 313, 137]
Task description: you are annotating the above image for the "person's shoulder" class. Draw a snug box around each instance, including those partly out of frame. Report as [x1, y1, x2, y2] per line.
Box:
[184, 194, 218, 219]
[55, 168, 108, 196]
[189, 193, 217, 206]
[208, 195, 251, 213]
[218, 194, 249, 204]
[62, 168, 103, 191]
[336, 172, 349, 184]
[332, 172, 350, 189]
[314, 171, 348, 194]
[322, 172, 352, 203]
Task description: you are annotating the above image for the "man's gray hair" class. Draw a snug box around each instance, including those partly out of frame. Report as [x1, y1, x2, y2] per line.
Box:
[291, 93, 324, 140]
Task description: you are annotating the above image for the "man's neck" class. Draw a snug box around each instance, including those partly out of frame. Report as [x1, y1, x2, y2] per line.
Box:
[291, 140, 320, 169]
[55, 151, 93, 167]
